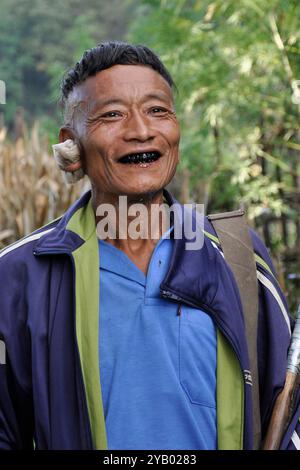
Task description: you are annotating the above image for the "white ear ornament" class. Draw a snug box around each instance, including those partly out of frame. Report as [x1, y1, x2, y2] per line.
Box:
[52, 139, 84, 184]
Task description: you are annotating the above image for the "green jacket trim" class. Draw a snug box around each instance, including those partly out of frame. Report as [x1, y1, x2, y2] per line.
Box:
[217, 330, 244, 449]
[67, 199, 108, 450]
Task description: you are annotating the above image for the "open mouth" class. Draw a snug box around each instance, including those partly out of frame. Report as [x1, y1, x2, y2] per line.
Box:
[118, 151, 162, 164]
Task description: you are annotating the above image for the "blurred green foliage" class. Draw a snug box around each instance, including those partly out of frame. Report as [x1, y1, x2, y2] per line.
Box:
[0, 0, 135, 130]
[128, 0, 300, 215]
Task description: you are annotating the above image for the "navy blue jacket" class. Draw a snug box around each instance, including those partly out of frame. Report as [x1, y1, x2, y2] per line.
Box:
[0, 190, 299, 450]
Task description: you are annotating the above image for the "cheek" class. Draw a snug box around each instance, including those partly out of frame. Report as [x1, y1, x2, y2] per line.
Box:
[168, 126, 180, 165]
[173, 122, 181, 145]
[165, 120, 180, 149]
[80, 134, 110, 172]
[167, 126, 180, 175]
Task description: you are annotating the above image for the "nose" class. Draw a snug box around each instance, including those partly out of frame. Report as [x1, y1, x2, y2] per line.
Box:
[123, 110, 155, 142]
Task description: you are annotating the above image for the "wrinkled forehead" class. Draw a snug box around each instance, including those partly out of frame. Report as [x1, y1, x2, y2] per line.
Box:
[63, 64, 174, 124]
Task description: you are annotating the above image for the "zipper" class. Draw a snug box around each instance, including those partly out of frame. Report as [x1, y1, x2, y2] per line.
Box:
[161, 290, 182, 303]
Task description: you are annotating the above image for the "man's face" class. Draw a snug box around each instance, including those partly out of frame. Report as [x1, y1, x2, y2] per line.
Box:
[66, 64, 180, 198]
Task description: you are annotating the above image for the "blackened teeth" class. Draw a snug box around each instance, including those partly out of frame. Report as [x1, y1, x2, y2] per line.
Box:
[119, 151, 161, 164]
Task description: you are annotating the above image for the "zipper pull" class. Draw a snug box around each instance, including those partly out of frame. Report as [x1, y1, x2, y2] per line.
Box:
[177, 304, 182, 316]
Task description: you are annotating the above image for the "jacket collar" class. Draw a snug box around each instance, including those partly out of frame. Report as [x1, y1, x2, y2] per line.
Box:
[34, 191, 94, 254]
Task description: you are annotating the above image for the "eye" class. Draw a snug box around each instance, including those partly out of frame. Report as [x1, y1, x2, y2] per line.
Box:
[150, 107, 168, 114]
[101, 111, 122, 118]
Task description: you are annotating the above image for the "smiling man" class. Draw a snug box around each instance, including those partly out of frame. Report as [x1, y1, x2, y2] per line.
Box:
[0, 41, 299, 451]
[60, 61, 180, 274]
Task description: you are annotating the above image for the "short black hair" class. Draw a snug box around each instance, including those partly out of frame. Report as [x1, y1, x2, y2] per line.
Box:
[60, 40, 175, 108]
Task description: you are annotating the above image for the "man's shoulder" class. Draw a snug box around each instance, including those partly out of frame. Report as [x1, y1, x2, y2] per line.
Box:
[0, 190, 92, 266]
[0, 218, 61, 265]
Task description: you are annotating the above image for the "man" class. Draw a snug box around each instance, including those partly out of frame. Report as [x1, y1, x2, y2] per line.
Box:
[0, 41, 299, 450]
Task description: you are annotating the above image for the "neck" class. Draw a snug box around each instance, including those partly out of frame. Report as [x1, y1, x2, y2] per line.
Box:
[92, 188, 169, 275]
[92, 188, 168, 241]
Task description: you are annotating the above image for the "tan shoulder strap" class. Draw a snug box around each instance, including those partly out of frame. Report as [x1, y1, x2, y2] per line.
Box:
[207, 209, 261, 449]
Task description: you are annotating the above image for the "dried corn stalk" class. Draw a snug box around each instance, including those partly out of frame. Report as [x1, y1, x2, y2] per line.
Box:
[0, 122, 89, 248]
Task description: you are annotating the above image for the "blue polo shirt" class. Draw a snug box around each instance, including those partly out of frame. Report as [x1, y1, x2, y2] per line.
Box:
[98, 232, 217, 450]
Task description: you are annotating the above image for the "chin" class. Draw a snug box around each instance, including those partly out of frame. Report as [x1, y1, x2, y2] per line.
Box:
[120, 184, 164, 200]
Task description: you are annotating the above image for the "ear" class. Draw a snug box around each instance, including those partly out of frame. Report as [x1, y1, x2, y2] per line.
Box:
[53, 130, 85, 183]
[59, 126, 76, 143]
[58, 126, 84, 170]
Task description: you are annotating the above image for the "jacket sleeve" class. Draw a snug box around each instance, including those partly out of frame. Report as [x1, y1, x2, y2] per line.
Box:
[250, 229, 300, 449]
[0, 252, 34, 449]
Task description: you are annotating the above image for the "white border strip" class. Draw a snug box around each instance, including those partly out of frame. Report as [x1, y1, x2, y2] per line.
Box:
[210, 239, 225, 258]
[0, 228, 54, 260]
[291, 431, 300, 450]
[0, 340, 6, 365]
[257, 270, 291, 336]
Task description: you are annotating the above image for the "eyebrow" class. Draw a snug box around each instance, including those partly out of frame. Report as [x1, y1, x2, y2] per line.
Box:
[89, 91, 172, 113]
